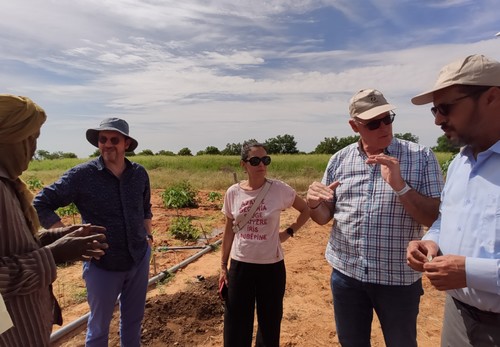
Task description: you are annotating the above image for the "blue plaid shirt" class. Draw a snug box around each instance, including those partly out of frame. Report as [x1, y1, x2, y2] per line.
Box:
[323, 138, 444, 285]
[34, 157, 152, 271]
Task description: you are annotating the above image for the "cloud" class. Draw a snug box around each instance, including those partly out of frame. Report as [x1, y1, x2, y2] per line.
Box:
[1, 1, 499, 157]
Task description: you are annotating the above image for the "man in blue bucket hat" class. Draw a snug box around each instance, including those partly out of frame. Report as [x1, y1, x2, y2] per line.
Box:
[34, 117, 153, 347]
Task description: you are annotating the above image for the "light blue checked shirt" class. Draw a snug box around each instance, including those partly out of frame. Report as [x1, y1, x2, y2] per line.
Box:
[423, 141, 500, 312]
[323, 138, 444, 285]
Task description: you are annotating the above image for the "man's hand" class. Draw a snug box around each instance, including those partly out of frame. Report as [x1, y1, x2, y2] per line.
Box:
[38, 224, 107, 246]
[406, 240, 439, 272]
[306, 181, 340, 208]
[366, 154, 405, 191]
[60, 224, 106, 236]
[47, 227, 108, 264]
[423, 255, 467, 291]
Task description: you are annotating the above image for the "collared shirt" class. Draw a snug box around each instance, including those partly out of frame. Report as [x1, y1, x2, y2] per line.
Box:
[34, 157, 152, 272]
[0, 169, 56, 347]
[424, 141, 500, 313]
[323, 138, 444, 285]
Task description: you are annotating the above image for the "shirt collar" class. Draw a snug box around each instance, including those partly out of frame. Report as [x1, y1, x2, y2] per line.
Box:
[461, 140, 500, 159]
[95, 155, 132, 171]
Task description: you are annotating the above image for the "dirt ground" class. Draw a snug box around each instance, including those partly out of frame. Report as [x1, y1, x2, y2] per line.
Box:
[51, 189, 445, 346]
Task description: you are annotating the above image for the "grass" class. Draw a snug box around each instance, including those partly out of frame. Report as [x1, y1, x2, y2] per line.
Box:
[23, 152, 454, 193]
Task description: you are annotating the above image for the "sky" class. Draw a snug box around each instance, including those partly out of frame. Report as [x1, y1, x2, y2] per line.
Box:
[1, 0, 499, 157]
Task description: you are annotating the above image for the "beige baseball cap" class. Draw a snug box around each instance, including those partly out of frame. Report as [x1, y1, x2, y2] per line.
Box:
[412, 54, 500, 105]
[349, 89, 396, 120]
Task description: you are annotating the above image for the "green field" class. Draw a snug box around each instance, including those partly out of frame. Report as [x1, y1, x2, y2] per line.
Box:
[23, 152, 454, 192]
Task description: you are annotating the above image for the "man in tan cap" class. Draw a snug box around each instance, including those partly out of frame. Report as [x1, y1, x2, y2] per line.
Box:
[307, 89, 443, 346]
[407, 54, 500, 346]
[34, 117, 153, 347]
[0, 94, 108, 346]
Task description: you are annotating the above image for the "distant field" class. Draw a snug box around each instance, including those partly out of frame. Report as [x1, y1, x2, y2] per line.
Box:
[23, 152, 454, 192]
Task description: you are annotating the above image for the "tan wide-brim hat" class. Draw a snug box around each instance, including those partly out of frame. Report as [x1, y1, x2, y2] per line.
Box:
[86, 117, 138, 151]
[412, 54, 500, 105]
[349, 89, 396, 120]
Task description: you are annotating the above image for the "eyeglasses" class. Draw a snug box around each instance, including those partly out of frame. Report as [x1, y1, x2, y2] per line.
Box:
[431, 89, 488, 117]
[98, 136, 121, 145]
[357, 112, 395, 131]
[244, 156, 271, 166]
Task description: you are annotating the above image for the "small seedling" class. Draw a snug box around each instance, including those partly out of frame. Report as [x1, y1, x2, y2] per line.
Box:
[169, 216, 199, 241]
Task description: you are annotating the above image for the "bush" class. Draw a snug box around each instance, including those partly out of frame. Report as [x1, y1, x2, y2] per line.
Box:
[161, 181, 198, 209]
[26, 176, 44, 191]
[56, 203, 80, 224]
[169, 216, 199, 240]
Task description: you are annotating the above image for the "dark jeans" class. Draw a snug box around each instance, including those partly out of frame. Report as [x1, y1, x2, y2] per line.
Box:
[224, 259, 286, 347]
[330, 269, 422, 347]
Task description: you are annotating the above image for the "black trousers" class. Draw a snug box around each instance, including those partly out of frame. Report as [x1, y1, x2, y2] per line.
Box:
[223, 259, 286, 347]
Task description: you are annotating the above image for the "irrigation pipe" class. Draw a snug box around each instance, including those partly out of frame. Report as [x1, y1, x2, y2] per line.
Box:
[50, 238, 222, 344]
[156, 245, 206, 251]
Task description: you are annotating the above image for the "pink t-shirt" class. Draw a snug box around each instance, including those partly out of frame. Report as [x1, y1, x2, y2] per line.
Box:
[222, 179, 296, 264]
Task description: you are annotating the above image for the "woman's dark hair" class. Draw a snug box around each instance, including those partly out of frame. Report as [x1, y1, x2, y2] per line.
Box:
[241, 140, 267, 161]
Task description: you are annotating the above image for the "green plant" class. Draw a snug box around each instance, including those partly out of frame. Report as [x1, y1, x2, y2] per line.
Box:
[207, 191, 222, 203]
[155, 272, 174, 294]
[56, 203, 80, 224]
[161, 181, 198, 209]
[72, 288, 87, 304]
[26, 176, 44, 191]
[169, 216, 200, 240]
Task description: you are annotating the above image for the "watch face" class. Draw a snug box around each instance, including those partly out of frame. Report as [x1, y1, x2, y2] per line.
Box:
[286, 227, 294, 237]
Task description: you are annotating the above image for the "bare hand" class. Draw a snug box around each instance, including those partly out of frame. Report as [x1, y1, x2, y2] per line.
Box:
[63, 224, 106, 236]
[406, 240, 439, 272]
[47, 227, 108, 264]
[366, 154, 405, 190]
[219, 269, 228, 289]
[306, 181, 340, 208]
[38, 224, 107, 246]
[423, 255, 467, 291]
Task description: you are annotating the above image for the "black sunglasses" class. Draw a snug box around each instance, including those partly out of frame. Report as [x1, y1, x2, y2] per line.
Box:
[357, 112, 395, 131]
[431, 88, 488, 117]
[244, 156, 271, 166]
[98, 136, 121, 145]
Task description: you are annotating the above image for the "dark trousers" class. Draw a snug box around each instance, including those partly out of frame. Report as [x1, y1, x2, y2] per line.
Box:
[441, 294, 500, 347]
[224, 259, 286, 347]
[330, 269, 422, 347]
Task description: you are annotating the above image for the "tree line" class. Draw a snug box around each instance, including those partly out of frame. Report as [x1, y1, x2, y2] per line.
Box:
[34, 133, 460, 160]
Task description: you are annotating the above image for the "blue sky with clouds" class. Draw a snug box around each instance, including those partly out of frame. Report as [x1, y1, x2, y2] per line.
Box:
[1, 0, 499, 157]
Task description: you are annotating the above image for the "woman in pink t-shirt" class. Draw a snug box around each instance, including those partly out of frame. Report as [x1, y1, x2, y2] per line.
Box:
[219, 140, 310, 347]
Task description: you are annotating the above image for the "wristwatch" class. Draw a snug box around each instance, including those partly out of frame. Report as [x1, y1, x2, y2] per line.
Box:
[285, 227, 294, 237]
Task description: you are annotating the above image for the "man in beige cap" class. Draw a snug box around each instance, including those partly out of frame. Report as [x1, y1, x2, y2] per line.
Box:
[407, 54, 500, 346]
[307, 89, 443, 346]
[0, 94, 107, 346]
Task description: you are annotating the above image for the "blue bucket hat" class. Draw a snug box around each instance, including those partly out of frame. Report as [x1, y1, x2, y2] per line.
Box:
[86, 117, 138, 151]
